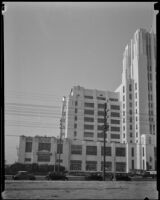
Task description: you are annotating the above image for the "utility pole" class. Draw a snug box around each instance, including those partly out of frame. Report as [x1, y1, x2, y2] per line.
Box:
[58, 118, 62, 173]
[103, 103, 108, 181]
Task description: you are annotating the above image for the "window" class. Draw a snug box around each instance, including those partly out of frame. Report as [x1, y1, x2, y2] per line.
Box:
[84, 124, 94, 130]
[110, 105, 120, 110]
[129, 94, 132, 100]
[75, 116, 77, 121]
[84, 109, 94, 115]
[135, 93, 137, 99]
[97, 132, 107, 138]
[97, 111, 104, 116]
[123, 104, 125, 109]
[130, 132, 132, 137]
[129, 110, 132, 115]
[132, 160, 134, 170]
[123, 111, 125, 116]
[136, 124, 138, 129]
[98, 104, 105, 109]
[97, 96, 106, 100]
[75, 101, 78, 106]
[101, 147, 111, 156]
[136, 132, 138, 137]
[57, 143, 63, 154]
[74, 123, 77, 129]
[111, 134, 120, 139]
[101, 162, 112, 171]
[130, 125, 132, 130]
[70, 160, 82, 171]
[111, 119, 120, 124]
[131, 147, 134, 157]
[123, 126, 125, 131]
[111, 127, 120, 132]
[75, 108, 77, 113]
[38, 155, 50, 162]
[84, 132, 94, 137]
[74, 131, 77, 137]
[97, 125, 104, 131]
[142, 147, 144, 157]
[84, 117, 94, 122]
[110, 112, 120, 117]
[135, 101, 137, 107]
[86, 161, 97, 171]
[116, 162, 126, 172]
[123, 118, 125, 123]
[116, 147, 125, 156]
[84, 95, 93, 99]
[143, 160, 145, 169]
[130, 117, 132, 122]
[123, 96, 125, 101]
[38, 143, 51, 151]
[86, 146, 97, 155]
[25, 142, 32, 152]
[71, 145, 82, 154]
[98, 118, 104, 123]
[25, 158, 31, 162]
[136, 116, 138, 121]
[135, 83, 137, 90]
[84, 102, 94, 108]
[129, 84, 132, 91]
[109, 98, 118, 102]
[123, 134, 125, 138]
[123, 86, 125, 93]
[129, 102, 132, 107]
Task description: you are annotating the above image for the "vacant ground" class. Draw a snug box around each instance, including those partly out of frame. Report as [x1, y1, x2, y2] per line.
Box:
[3, 180, 158, 199]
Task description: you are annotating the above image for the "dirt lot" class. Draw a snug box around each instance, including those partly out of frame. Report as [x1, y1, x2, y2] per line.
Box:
[3, 180, 158, 199]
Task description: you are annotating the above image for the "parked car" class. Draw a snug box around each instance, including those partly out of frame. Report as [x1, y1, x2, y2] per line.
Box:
[45, 172, 68, 180]
[115, 173, 131, 181]
[85, 173, 103, 181]
[12, 171, 36, 180]
[142, 171, 157, 179]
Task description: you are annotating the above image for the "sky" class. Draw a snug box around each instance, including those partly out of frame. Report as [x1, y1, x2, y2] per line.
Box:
[4, 2, 155, 164]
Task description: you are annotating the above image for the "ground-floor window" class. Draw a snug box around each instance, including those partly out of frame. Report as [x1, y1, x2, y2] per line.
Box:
[70, 160, 82, 171]
[101, 161, 112, 171]
[37, 154, 50, 162]
[86, 161, 97, 171]
[116, 162, 126, 172]
[132, 160, 134, 170]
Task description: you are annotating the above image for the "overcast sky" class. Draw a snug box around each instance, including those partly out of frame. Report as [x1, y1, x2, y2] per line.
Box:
[4, 2, 155, 164]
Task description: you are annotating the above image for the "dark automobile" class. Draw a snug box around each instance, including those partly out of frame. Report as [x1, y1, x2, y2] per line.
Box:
[85, 173, 103, 181]
[12, 171, 36, 180]
[142, 171, 157, 179]
[45, 172, 68, 180]
[115, 173, 131, 181]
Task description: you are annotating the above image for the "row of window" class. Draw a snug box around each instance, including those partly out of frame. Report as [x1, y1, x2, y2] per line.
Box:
[74, 131, 120, 139]
[76, 102, 120, 110]
[82, 124, 120, 131]
[71, 145, 125, 156]
[70, 160, 126, 172]
[25, 142, 63, 153]
[123, 83, 137, 93]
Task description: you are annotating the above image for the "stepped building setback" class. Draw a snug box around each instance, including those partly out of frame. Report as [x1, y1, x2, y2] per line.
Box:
[18, 28, 157, 173]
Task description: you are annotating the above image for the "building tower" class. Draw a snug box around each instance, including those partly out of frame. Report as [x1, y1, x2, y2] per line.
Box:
[116, 29, 156, 170]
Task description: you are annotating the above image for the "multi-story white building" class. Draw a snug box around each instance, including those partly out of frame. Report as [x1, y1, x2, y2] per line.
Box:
[115, 28, 156, 170]
[17, 28, 156, 173]
[62, 86, 121, 143]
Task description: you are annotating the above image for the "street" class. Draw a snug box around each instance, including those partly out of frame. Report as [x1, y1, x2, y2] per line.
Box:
[3, 180, 158, 199]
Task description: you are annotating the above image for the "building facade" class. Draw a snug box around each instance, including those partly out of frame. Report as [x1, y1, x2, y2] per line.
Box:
[17, 28, 156, 172]
[18, 135, 137, 173]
